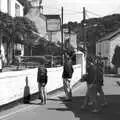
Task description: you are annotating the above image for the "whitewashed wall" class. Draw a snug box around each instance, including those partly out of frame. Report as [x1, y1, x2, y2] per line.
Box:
[0, 0, 24, 17]
[0, 64, 81, 106]
[0, 0, 8, 13]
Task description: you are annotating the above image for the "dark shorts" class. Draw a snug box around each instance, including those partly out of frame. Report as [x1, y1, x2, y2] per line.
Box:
[40, 83, 46, 87]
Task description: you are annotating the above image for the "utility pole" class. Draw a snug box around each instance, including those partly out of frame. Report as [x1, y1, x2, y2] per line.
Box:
[61, 6, 64, 65]
[83, 7, 86, 51]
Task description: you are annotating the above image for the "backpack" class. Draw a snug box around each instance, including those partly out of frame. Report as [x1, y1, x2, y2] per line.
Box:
[37, 66, 47, 84]
[62, 61, 73, 79]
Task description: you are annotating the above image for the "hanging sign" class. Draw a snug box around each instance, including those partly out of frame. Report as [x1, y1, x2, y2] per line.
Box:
[46, 15, 61, 32]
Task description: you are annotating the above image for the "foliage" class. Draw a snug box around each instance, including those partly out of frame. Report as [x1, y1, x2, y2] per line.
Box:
[64, 14, 120, 55]
[14, 16, 37, 46]
[0, 11, 38, 63]
[0, 12, 14, 40]
[112, 45, 120, 67]
[32, 41, 62, 56]
[0, 11, 37, 45]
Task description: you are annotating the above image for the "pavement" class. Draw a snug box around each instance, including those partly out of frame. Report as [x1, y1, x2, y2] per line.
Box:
[0, 75, 120, 120]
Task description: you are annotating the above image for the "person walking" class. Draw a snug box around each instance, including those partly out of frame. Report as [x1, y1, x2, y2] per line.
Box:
[81, 57, 100, 113]
[37, 65, 48, 105]
[62, 53, 74, 101]
[0, 50, 3, 72]
[96, 58, 108, 106]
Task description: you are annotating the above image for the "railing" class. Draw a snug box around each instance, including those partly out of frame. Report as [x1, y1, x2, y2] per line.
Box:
[13, 55, 62, 69]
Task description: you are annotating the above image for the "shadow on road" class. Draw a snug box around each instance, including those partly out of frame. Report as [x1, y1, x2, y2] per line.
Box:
[48, 95, 120, 120]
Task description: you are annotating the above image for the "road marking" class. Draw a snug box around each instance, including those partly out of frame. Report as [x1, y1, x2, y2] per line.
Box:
[0, 105, 34, 120]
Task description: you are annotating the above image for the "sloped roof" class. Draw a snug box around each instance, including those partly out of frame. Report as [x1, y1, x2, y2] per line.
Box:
[97, 28, 120, 42]
[17, 0, 25, 6]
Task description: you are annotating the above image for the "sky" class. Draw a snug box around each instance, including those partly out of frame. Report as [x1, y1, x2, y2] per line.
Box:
[42, 0, 120, 23]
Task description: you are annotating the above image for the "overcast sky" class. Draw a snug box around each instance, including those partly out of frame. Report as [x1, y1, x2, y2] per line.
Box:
[42, 0, 120, 23]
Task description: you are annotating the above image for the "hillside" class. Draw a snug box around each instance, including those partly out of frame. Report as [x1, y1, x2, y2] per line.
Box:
[64, 14, 120, 55]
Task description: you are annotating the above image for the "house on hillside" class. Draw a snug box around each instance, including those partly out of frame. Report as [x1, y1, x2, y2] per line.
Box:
[96, 28, 120, 67]
[0, 0, 24, 64]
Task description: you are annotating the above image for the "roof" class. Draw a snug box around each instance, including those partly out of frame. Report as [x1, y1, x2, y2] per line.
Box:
[17, 0, 24, 6]
[45, 14, 60, 19]
[97, 28, 120, 42]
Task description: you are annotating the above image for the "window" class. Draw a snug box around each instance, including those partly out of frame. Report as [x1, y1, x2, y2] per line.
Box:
[15, 3, 20, 16]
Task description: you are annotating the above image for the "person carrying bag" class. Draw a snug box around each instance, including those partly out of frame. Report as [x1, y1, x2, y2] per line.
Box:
[37, 65, 48, 105]
[81, 57, 100, 113]
[62, 53, 74, 101]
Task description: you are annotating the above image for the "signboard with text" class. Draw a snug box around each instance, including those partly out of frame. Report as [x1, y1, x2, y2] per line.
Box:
[46, 15, 61, 32]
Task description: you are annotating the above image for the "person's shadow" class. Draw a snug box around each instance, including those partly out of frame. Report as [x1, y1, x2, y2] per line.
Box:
[23, 76, 31, 104]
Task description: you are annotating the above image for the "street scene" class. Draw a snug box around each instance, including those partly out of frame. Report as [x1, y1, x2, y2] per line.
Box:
[1, 0, 120, 120]
[0, 76, 120, 120]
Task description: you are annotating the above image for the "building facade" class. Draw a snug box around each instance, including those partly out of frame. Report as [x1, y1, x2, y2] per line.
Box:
[96, 29, 120, 67]
[26, 7, 47, 39]
[0, 0, 23, 17]
[0, 0, 24, 64]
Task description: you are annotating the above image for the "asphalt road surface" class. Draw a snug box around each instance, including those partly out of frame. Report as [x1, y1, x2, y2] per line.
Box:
[0, 75, 120, 120]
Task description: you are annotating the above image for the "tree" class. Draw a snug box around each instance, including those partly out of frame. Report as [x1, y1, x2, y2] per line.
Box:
[0, 12, 14, 39]
[0, 12, 15, 64]
[14, 16, 38, 56]
[112, 45, 120, 72]
[0, 11, 38, 64]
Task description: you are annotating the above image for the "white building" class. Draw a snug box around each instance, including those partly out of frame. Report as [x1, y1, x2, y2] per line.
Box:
[0, 0, 24, 17]
[96, 28, 120, 67]
[26, 8, 47, 39]
[0, 0, 24, 64]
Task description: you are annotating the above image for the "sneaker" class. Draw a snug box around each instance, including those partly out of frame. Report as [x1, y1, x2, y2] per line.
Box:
[91, 108, 101, 113]
[80, 105, 88, 109]
[88, 102, 93, 106]
[101, 102, 108, 107]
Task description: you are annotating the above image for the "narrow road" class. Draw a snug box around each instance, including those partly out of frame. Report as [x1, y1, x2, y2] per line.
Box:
[0, 75, 120, 120]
